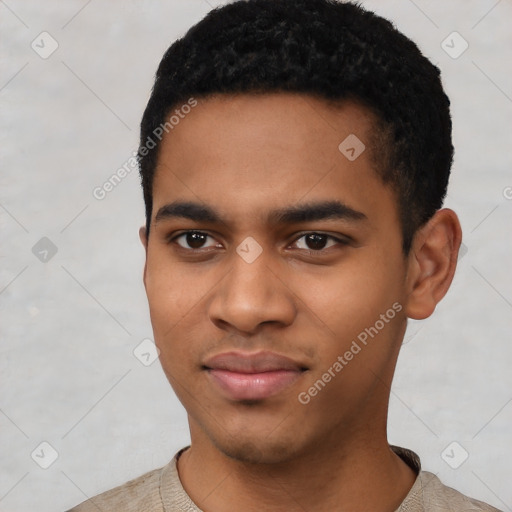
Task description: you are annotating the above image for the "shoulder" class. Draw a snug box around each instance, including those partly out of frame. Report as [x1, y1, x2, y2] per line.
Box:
[402, 470, 503, 512]
[65, 465, 165, 512]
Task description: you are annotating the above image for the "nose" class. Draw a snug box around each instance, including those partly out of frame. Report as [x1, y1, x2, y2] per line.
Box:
[208, 246, 297, 335]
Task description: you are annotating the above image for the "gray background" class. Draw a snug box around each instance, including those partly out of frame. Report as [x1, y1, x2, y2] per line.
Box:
[1, 1, 511, 511]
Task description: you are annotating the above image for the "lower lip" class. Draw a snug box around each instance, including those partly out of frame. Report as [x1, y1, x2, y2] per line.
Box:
[207, 369, 302, 401]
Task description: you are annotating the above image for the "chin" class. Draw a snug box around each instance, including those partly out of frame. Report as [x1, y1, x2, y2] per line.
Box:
[212, 435, 300, 465]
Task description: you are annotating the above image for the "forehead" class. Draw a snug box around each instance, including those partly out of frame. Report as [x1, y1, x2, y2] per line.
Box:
[151, 93, 395, 226]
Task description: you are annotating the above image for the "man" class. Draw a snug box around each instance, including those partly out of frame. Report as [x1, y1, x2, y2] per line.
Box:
[68, 0, 501, 510]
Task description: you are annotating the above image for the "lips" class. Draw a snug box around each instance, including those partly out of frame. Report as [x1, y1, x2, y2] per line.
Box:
[203, 351, 306, 401]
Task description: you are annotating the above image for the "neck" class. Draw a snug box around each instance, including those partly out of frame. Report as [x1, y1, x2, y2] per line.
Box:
[177, 425, 417, 512]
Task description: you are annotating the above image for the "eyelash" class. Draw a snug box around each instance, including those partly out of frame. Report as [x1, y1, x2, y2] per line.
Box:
[168, 230, 349, 253]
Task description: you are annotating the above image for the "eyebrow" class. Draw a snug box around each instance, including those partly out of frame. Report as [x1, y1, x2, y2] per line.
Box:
[154, 200, 367, 226]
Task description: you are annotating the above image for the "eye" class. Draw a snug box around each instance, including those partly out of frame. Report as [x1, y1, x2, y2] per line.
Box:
[292, 232, 345, 251]
[173, 231, 220, 250]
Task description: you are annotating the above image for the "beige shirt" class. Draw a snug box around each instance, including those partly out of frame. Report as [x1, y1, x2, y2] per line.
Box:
[67, 445, 502, 511]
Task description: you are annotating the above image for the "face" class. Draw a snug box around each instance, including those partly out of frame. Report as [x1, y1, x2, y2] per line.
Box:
[142, 94, 411, 464]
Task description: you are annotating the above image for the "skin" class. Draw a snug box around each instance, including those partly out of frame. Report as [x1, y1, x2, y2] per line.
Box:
[139, 93, 462, 512]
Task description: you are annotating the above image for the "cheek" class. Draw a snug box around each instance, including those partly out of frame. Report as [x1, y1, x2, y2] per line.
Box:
[145, 253, 206, 327]
[291, 252, 406, 387]
[144, 256, 207, 367]
[295, 255, 402, 336]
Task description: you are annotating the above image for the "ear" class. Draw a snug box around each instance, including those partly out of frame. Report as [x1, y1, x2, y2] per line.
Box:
[404, 208, 462, 320]
[139, 225, 148, 286]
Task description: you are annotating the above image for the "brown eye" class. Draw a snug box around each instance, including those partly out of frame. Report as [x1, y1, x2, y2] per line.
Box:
[293, 233, 343, 251]
[305, 233, 328, 250]
[174, 231, 217, 249]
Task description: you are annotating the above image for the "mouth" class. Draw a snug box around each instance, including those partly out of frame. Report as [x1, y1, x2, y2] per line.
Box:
[203, 351, 308, 401]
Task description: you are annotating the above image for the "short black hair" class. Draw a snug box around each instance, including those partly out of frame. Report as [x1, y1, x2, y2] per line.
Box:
[138, 0, 453, 253]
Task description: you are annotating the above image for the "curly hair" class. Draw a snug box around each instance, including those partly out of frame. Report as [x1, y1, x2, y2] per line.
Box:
[138, 0, 453, 253]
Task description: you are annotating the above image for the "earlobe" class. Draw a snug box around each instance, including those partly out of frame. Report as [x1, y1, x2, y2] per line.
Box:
[404, 209, 462, 320]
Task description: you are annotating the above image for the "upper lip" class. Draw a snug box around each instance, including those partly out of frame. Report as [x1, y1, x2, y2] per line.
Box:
[203, 351, 306, 373]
